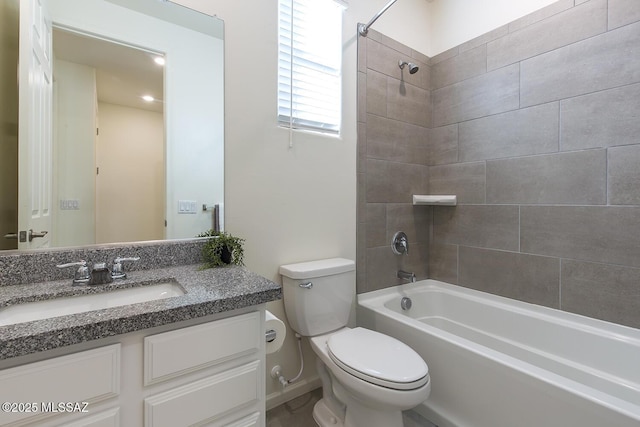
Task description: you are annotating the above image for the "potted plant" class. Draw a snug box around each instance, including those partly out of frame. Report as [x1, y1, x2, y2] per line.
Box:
[197, 230, 245, 268]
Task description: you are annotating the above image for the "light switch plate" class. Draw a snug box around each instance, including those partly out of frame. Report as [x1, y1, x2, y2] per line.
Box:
[60, 199, 80, 210]
[178, 200, 197, 214]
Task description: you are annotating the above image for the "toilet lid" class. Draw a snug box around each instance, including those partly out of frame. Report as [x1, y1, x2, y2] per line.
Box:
[327, 327, 429, 390]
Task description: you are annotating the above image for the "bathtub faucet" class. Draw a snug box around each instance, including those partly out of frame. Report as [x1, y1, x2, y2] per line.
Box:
[397, 270, 416, 283]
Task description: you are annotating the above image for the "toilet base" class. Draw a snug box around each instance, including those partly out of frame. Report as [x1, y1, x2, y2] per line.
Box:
[313, 392, 406, 427]
[313, 399, 344, 427]
[342, 394, 404, 427]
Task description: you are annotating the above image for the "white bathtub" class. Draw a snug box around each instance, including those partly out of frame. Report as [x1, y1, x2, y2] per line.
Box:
[357, 280, 640, 427]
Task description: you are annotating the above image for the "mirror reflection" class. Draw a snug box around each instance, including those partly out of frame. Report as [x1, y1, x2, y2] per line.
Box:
[0, 0, 224, 252]
[53, 28, 166, 248]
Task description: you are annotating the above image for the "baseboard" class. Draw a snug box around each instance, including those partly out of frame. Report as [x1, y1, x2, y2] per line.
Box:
[266, 376, 322, 411]
[413, 403, 452, 427]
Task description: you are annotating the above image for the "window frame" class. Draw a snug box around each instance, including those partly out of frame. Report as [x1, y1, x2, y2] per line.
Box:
[277, 0, 343, 135]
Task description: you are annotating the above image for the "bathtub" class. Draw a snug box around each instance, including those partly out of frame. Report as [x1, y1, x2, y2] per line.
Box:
[357, 280, 640, 427]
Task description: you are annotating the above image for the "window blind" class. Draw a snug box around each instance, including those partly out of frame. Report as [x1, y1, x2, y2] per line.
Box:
[278, 0, 342, 134]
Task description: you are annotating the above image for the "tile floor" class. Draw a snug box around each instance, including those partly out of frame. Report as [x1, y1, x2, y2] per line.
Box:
[266, 388, 437, 427]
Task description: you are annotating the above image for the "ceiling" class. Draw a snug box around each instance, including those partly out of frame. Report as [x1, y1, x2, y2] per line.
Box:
[52, 28, 164, 113]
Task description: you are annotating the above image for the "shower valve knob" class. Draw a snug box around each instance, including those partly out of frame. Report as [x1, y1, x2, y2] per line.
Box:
[391, 231, 409, 255]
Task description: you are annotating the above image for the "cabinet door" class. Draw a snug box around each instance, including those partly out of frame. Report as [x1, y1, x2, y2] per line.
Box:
[55, 407, 120, 427]
[17, 0, 53, 250]
[0, 344, 120, 426]
[144, 361, 260, 427]
[144, 311, 260, 385]
[208, 412, 260, 427]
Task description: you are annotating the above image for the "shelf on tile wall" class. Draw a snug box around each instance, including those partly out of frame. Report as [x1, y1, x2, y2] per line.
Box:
[412, 195, 457, 206]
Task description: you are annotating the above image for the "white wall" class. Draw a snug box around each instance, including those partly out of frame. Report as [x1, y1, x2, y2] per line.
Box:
[363, 0, 433, 56]
[53, 59, 96, 248]
[311, 0, 561, 59]
[428, 0, 559, 55]
[96, 102, 164, 244]
[170, 0, 566, 408]
[164, 30, 224, 240]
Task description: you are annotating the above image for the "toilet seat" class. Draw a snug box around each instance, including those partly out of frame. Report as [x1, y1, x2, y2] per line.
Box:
[327, 327, 429, 391]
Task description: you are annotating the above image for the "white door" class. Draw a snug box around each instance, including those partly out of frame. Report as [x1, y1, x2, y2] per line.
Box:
[17, 0, 53, 249]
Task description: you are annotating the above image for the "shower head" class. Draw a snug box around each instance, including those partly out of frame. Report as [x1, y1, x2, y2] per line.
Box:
[399, 60, 419, 74]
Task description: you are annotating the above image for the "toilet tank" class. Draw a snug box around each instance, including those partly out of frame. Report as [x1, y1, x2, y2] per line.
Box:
[279, 258, 355, 337]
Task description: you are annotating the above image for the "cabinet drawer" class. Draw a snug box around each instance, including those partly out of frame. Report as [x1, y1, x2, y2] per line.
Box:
[221, 412, 260, 427]
[0, 344, 120, 427]
[144, 311, 260, 385]
[57, 407, 120, 427]
[216, 412, 260, 427]
[144, 360, 260, 427]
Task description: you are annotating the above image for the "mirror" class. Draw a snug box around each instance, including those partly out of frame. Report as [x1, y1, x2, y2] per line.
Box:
[0, 0, 224, 252]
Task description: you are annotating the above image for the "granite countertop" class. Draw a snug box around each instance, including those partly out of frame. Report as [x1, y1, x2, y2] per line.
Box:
[0, 264, 282, 360]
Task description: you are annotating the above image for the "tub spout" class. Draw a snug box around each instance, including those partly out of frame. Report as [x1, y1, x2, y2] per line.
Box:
[397, 270, 416, 283]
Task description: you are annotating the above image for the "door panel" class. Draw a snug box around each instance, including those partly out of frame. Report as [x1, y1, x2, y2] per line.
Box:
[18, 0, 53, 249]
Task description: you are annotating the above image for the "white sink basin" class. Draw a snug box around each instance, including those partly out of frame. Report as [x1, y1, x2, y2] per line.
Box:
[0, 282, 184, 327]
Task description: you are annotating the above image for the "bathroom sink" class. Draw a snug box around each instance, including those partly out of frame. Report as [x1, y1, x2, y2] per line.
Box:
[0, 282, 185, 327]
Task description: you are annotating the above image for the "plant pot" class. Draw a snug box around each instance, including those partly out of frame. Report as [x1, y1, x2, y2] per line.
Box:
[198, 230, 245, 268]
[221, 245, 232, 264]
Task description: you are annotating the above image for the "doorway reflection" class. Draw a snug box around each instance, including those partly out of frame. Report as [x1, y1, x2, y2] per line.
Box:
[52, 28, 165, 247]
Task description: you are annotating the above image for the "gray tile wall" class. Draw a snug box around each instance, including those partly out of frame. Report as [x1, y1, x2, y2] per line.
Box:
[357, 30, 430, 294]
[428, 0, 640, 329]
[358, 0, 640, 329]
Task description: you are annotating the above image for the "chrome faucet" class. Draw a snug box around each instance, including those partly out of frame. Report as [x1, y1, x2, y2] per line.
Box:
[111, 257, 140, 280]
[57, 256, 140, 285]
[397, 270, 416, 283]
[57, 260, 113, 285]
[56, 260, 91, 285]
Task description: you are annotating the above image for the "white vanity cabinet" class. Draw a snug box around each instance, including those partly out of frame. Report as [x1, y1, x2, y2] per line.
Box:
[0, 309, 266, 427]
[142, 311, 264, 427]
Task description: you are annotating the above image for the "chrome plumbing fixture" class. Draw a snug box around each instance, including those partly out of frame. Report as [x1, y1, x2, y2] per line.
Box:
[391, 231, 409, 255]
[399, 60, 419, 74]
[111, 256, 141, 280]
[401, 297, 413, 311]
[56, 260, 91, 285]
[266, 329, 278, 343]
[298, 281, 313, 289]
[358, 0, 399, 36]
[397, 270, 416, 283]
[270, 333, 305, 389]
[57, 260, 113, 285]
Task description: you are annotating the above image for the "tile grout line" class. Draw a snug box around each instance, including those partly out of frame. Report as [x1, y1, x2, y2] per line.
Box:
[559, 258, 563, 310]
[605, 147, 608, 205]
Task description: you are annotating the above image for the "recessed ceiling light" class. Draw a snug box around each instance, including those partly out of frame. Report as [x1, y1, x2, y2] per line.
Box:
[154, 56, 165, 66]
[142, 95, 155, 102]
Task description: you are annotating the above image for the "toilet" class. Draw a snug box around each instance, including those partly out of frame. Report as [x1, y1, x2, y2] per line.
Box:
[280, 258, 430, 427]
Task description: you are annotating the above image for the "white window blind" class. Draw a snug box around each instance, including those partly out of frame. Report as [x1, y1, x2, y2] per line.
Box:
[278, 0, 342, 134]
